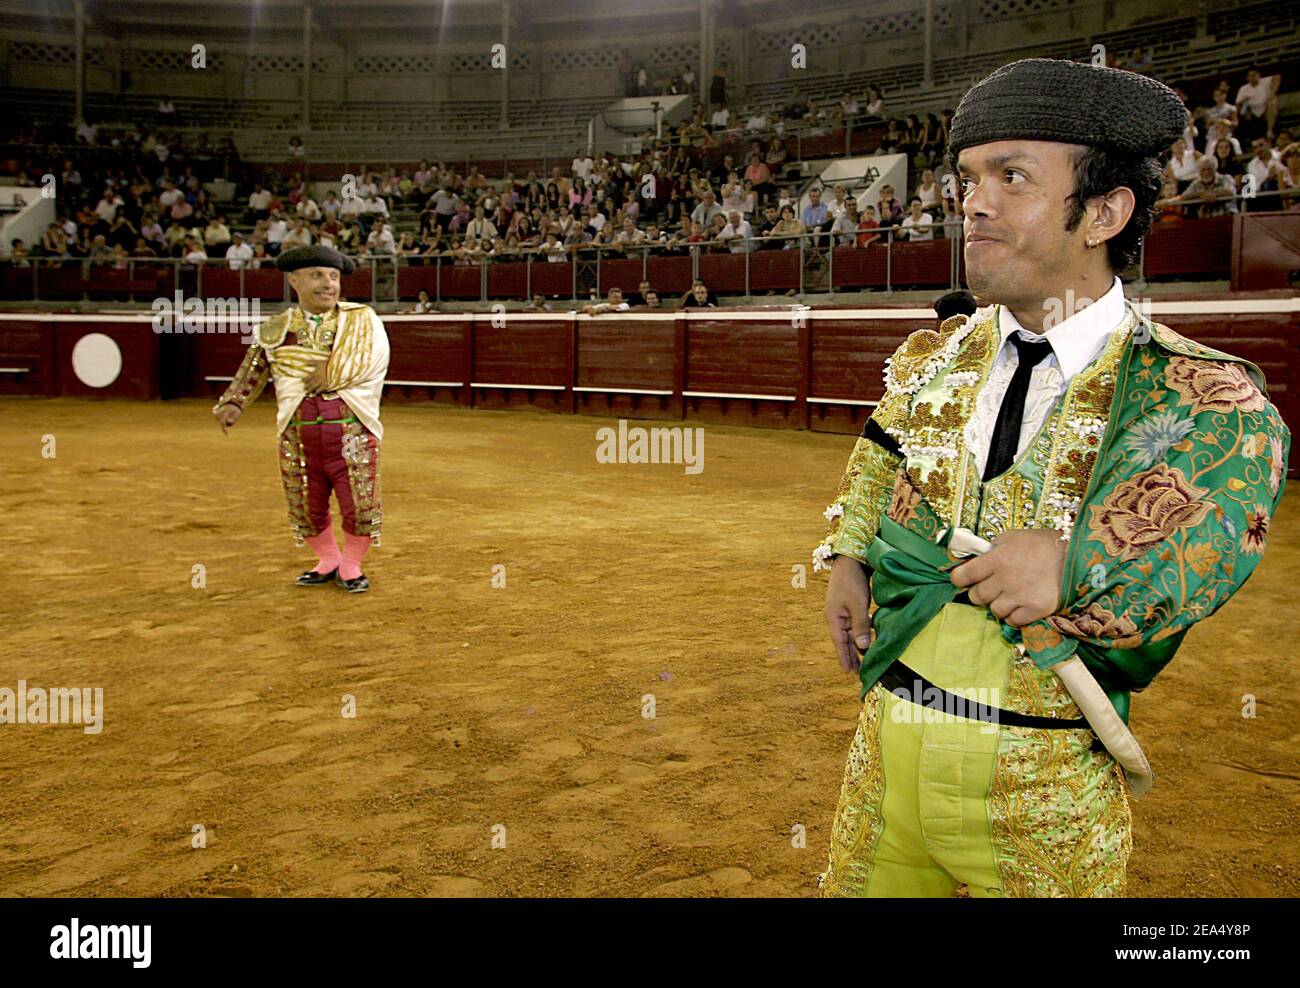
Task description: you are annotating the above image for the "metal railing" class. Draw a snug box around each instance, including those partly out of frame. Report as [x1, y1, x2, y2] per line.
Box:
[6, 188, 1294, 305]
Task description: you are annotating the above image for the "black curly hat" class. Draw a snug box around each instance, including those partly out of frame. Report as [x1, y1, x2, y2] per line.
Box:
[948, 58, 1186, 159]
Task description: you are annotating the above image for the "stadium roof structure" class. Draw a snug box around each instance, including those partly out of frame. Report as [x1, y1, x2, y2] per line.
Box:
[0, 0, 870, 46]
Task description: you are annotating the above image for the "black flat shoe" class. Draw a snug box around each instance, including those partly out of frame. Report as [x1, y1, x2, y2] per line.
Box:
[296, 567, 338, 586]
[335, 573, 370, 593]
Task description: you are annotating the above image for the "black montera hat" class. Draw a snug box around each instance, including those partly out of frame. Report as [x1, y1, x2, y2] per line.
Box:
[275, 244, 357, 274]
[948, 58, 1186, 160]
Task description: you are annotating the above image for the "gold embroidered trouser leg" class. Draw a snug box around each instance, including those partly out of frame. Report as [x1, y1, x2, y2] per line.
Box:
[819, 603, 1133, 897]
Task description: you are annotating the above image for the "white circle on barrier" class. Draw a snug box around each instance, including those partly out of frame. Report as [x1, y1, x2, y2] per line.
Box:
[71, 333, 123, 388]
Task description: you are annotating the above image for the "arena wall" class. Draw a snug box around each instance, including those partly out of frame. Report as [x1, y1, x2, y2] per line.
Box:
[3, 295, 1295, 472]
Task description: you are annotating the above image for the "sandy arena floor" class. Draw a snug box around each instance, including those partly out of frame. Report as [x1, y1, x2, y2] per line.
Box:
[0, 397, 1296, 897]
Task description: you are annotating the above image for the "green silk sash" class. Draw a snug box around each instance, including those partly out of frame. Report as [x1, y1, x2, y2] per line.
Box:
[859, 517, 1182, 723]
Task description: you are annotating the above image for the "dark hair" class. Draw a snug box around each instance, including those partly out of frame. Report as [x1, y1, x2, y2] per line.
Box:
[1063, 146, 1161, 272]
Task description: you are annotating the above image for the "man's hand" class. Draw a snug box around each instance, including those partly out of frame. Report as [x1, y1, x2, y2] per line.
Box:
[949, 528, 1067, 628]
[214, 403, 241, 434]
[303, 358, 329, 394]
[824, 554, 874, 673]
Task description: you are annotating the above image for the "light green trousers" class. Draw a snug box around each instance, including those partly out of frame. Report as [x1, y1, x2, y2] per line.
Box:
[819, 603, 1133, 897]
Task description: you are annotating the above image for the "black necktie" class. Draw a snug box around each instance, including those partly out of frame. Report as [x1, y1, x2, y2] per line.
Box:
[983, 332, 1055, 481]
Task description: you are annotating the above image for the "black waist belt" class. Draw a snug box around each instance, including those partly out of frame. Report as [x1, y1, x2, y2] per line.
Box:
[877, 659, 1095, 733]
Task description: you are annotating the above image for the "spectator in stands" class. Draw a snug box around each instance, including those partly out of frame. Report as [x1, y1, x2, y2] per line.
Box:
[1235, 67, 1281, 143]
[106, 214, 137, 250]
[876, 183, 903, 228]
[855, 204, 881, 248]
[182, 236, 207, 265]
[1177, 158, 1238, 217]
[1207, 138, 1243, 186]
[266, 212, 289, 254]
[863, 86, 885, 122]
[681, 64, 696, 94]
[718, 210, 754, 253]
[710, 103, 732, 133]
[539, 233, 566, 262]
[525, 293, 552, 312]
[1155, 175, 1185, 224]
[428, 185, 461, 233]
[900, 114, 923, 161]
[876, 118, 903, 154]
[288, 136, 305, 159]
[132, 237, 159, 259]
[226, 232, 253, 269]
[466, 205, 498, 244]
[40, 222, 69, 258]
[408, 290, 434, 314]
[802, 187, 831, 245]
[1200, 85, 1238, 153]
[611, 217, 645, 251]
[767, 205, 806, 248]
[94, 189, 122, 227]
[1122, 46, 1154, 76]
[247, 183, 272, 221]
[643, 289, 662, 309]
[1244, 136, 1285, 209]
[569, 176, 593, 210]
[395, 232, 419, 258]
[447, 199, 472, 237]
[7, 240, 30, 266]
[1164, 137, 1202, 191]
[900, 197, 935, 241]
[338, 190, 363, 229]
[281, 219, 314, 251]
[163, 222, 190, 256]
[336, 221, 362, 252]
[203, 215, 231, 255]
[583, 286, 630, 316]
[915, 167, 942, 218]
[691, 190, 723, 228]
[297, 196, 322, 222]
[830, 198, 862, 246]
[765, 136, 788, 175]
[681, 280, 718, 308]
[366, 219, 396, 255]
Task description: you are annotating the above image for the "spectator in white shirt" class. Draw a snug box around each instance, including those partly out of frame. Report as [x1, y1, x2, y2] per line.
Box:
[1235, 68, 1280, 142]
[718, 211, 754, 252]
[466, 205, 498, 243]
[94, 191, 121, 225]
[361, 194, 389, 218]
[746, 107, 768, 132]
[571, 151, 594, 181]
[225, 232, 254, 269]
[710, 105, 731, 131]
[266, 214, 289, 246]
[541, 233, 567, 262]
[159, 181, 183, 208]
[339, 195, 362, 223]
[1164, 137, 1203, 188]
[281, 220, 313, 250]
[583, 286, 631, 315]
[297, 197, 322, 221]
[1245, 136, 1285, 201]
[321, 191, 342, 218]
[247, 184, 272, 219]
[900, 198, 934, 241]
[366, 219, 396, 254]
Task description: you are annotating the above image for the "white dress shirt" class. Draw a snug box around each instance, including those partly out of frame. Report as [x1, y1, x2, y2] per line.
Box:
[965, 276, 1128, 479]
